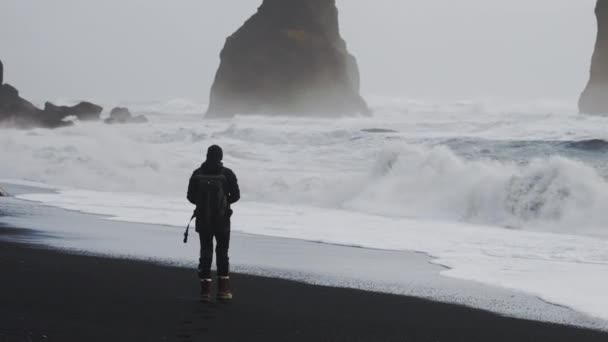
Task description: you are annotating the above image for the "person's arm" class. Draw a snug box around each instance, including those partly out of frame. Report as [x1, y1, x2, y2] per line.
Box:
[187, 172, 198, 205]
[225, 169, 240, 204]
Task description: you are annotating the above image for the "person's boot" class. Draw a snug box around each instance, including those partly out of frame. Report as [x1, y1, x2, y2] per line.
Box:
[200, 278, 212, 302]
[217, 276, 233, 301]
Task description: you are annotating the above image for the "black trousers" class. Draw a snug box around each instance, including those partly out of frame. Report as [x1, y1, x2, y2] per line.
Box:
[198, 228, 230, 279]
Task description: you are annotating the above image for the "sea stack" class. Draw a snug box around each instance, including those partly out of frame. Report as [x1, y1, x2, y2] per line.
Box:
[580, 0, 608, 114]
[206, 0, 369, 117]
[104, 107, 148, 124]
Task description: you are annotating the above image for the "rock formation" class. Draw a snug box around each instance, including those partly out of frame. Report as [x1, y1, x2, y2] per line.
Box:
[0, 59, 106, 129]
[0, 84, 72, 129]
[580, 0, 608, 114]
[44, 102, 103, 121]
[206, 0, 369, 117]
[0, 85, 108, 129]
[0, 186, 8, 197]
[104, 107, 148, 124]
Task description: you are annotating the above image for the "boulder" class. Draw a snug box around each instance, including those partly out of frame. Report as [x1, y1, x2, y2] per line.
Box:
[206, 0, 369, 117]
[44, 101, 103, 121]
[104, 107, 148, 124]
[580, 0, 608, 114]
[0, 84, 72, 129]
[0, 186, 8, 197]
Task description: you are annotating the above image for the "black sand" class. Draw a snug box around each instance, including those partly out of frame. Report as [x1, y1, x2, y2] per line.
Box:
[0, 228, 607, 342]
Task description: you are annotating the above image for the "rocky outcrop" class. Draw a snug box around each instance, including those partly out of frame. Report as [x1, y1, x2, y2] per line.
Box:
[44, 101, 103, 121]
[0, 84, 72, 129]
[0, 186, 8, 197]
[0, 59, 105, 129]
[580, 0, 608, 114]
[206, 0, 369, 117]
[0, 85, 107, 129]
[104, 107, 148, 124]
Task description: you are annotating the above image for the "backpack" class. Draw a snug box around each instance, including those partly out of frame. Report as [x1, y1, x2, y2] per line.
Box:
[191, 174, 228, 228]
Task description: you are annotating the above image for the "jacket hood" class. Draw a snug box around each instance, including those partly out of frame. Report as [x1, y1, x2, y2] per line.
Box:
[201, 161, 224, 174]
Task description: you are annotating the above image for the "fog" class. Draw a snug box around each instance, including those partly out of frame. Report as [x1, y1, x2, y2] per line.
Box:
[0, 0, 597, 103]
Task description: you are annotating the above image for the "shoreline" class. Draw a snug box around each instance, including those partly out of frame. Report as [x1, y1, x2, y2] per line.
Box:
[1, 181, 608, 331]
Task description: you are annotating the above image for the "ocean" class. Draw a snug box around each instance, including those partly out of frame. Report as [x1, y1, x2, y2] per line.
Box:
[2, 96, 608, 321]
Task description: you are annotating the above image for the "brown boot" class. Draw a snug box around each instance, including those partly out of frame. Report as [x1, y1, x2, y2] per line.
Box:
[217, 276, 233, 301]
[200, 278, 212, 302]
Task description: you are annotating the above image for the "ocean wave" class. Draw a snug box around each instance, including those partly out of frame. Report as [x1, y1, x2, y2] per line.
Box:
[342, 144, 608, 236]
[2, 104, 608, 237]
[563, 139, 608, 151]
[443, 137, 608, 153]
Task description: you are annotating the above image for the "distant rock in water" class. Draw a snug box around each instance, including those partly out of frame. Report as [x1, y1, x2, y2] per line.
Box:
[206, 0, 369, 117]
[580, 0, 608, 114]
[0, 61, 104, 129]
[361, 128, 398, 134]
[105, 107, 148, 124]
[0, 186, 8, 197]
[0, 84, 72, 129]
[44, 101, 103, 121]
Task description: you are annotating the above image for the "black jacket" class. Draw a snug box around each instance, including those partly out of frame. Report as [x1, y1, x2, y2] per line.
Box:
[187, 161, 240, 213]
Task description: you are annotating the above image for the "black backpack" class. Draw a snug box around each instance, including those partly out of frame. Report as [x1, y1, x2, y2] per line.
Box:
[184, 174, 229, 243]
[192, 174, 228, 226]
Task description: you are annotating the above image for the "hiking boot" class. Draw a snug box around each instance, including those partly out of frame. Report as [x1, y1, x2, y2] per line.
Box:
[217, 276, 233, 301]
[200, 279, 212, 302]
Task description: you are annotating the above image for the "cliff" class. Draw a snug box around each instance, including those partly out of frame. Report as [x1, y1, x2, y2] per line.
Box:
[580, 0, 608, 114]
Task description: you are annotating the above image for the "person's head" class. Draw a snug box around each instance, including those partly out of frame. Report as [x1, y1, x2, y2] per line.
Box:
[206, 145, 223, 163]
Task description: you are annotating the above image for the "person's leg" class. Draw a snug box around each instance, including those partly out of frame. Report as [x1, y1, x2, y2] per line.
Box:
[198, 230, 214, 280]
[198, 230, 214, 302]
[215, 227, 232, 300]
[215, 229, 230, 277]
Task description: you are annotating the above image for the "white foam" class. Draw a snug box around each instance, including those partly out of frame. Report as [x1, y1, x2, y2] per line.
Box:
[2, 105, 608, 236]
[344, 145, 608, 237]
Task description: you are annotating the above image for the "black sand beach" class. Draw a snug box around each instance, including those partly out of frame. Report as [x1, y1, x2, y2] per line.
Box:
[0, 227, 607, 342]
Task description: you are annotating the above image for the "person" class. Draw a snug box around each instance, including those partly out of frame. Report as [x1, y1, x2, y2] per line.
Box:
[187, 145, 240, 302]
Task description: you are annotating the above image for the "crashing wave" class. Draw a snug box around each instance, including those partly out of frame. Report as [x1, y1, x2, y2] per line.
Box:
[342, 145, 608, 236]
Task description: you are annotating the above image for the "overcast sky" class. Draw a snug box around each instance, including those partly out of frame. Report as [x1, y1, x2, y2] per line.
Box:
[0, 0, 597, 103]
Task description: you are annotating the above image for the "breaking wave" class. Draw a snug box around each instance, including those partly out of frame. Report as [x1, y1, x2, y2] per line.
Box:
[342, 145, 608, 236]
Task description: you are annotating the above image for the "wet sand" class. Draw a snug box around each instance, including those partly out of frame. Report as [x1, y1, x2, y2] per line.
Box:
[0, 227, 607, 342]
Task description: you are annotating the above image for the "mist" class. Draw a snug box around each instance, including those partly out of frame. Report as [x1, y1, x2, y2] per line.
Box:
[0, 0, 597, 103]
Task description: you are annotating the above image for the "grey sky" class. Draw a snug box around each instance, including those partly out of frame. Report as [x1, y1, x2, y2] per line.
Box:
[0, 0, 597, 103]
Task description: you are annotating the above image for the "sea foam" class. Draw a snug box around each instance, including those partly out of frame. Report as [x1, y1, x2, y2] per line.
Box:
[1, 98, 608, 236]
